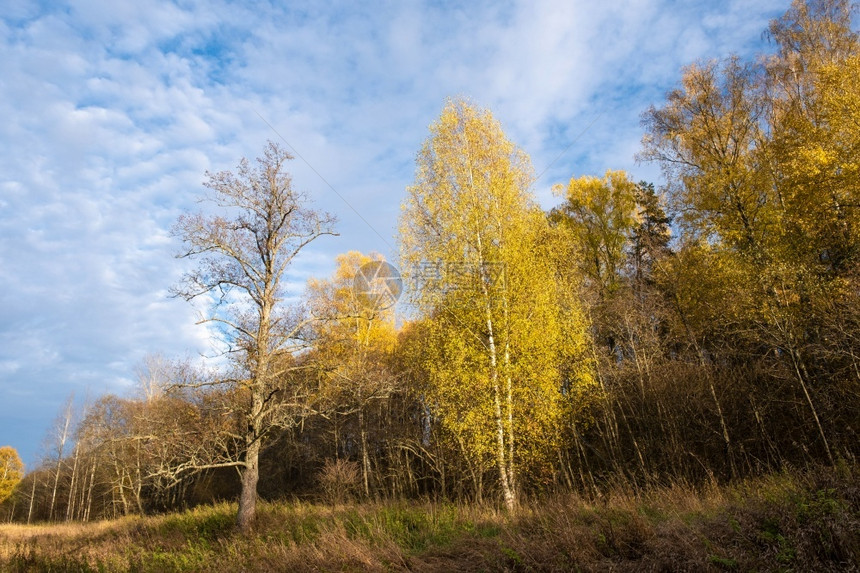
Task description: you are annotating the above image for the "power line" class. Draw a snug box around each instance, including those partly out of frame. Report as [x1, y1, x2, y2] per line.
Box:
[255, 110, 394, 250]
[534, 111, 604, 183]
[256, 108, 602, 247]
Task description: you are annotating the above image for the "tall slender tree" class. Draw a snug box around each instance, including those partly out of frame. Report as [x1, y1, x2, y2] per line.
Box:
[401, 98, 593, 508]
[47, 395, 74, 521]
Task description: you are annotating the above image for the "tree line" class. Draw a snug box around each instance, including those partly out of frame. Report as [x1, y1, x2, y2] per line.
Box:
[1, 0, 857, 530]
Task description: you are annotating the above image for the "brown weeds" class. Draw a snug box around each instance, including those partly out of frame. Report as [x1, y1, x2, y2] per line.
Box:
[1, 465, 856, 572]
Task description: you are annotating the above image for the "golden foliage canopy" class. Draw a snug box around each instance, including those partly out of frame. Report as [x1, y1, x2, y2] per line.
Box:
[0, 446, 24, 504]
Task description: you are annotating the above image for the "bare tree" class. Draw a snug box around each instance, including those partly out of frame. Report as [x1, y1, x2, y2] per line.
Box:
[134, 352, 174, 402]
[47, 394, 74, 521]
[172, 141, 336, 531]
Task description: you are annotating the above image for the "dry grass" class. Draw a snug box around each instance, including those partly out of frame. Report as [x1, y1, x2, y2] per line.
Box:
[1, 464, 857, 572]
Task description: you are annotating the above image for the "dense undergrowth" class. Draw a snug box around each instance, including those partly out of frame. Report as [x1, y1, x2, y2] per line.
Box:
[1, 464, 857, 572]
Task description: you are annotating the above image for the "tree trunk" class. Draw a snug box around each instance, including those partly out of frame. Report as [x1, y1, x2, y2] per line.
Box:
[115, 464, 130, 516]
[790, 348, 835, 466]
[476, 231, 515, 511]
[359, 405, 371, 498]
[75, 459, 87, 521]
[571, 423, 597, 494]
[504, 369, 516, 496]
[49, 458, 62, 521]
[707, 374, 737, 479]
[591, 343, 623, 473]
[750, 393, 781, 467]
[27, 476, 36, 525]
[134, 445, 145, 515]
[487, 307, 515, 510]
[492, 366, 515, 509]
[557, 448, 574, 491]
[48, 397, 73, 522]
[501, 294, 516, 497]
[458, 435, 482, 504]
[618, 395, 648, 480]
[237, 439, 260, 532]
[66, 443, 80, 521]
[84, 458, 96, 522]
[678, 297, 736, 479]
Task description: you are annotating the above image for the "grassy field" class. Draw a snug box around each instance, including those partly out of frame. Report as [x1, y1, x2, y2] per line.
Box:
[1, 464, 857, 572]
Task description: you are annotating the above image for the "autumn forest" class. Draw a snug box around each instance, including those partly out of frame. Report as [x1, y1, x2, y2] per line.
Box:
[1, 1, 859, 570]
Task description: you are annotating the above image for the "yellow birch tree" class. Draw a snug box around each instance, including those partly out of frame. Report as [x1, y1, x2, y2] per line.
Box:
[400, 98, 593, 507]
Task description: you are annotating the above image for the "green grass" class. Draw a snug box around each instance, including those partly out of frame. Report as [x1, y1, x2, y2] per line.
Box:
[1, 464, 857, 572]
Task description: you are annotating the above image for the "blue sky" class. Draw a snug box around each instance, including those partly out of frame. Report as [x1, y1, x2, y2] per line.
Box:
[0, 0, 787, 468]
